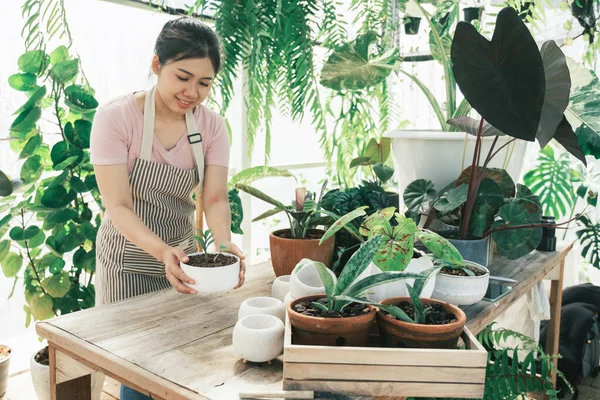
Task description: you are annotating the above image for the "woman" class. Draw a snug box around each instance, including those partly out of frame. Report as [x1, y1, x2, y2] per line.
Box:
[90, 17, 245, 399]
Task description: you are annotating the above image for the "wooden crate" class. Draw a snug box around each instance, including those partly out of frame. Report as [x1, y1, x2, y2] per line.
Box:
[283, 315, 488, 398]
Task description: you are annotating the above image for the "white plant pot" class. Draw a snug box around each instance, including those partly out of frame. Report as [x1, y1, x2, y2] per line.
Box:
[238, 296, 286, 322]
[432, 262, 490, 306]
[350, 263, 388, 302]
[283, 292, 295, 307]
[271, 275, 291, 302]
[289, 259, 337, 298]
[30, 350, 105, 400]
[180, 252, 240, 293]
[385, 130, 529, 203]
[379, 253, 436, 299]
[233, 315, 284, 363]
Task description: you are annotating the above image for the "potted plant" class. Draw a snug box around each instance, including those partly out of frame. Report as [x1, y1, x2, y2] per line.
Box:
[0, 344, 11, 399]
[431, 258, 489, 306]
[287, 235, 428, 346]
[179, 229, 240, 293]
[235, 183, 335, 276]
[319, 206, 465, 299]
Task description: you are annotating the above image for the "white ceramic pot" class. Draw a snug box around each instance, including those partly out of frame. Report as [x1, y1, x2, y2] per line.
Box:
[385, 130, 529, 203]
[379, 252, 436, 298]
[283, 292, 295, 307]
[432, 262, 490, 306]
[271, 275, 291, 302]
[180, 252, 240, 293]
[289, 259, 337, 298]
[238, 296, 286, 322]
[350, 263, 388, 302]
[233, 314, 285, 363]
[0, 345, 11, 399]
[30, 350, 105, 400]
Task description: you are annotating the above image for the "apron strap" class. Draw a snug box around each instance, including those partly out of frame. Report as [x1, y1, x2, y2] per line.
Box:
[185, 111, 205, 196]
[140, 87, 156, 161]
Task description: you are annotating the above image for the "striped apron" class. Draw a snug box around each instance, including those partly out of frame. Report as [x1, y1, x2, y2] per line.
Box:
[95, 87, 205, 305]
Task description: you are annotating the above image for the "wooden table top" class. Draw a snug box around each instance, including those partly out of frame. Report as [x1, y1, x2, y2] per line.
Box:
[36, 241, 573, 399]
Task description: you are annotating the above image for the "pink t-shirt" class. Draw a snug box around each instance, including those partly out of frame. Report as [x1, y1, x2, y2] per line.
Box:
[90, 93, 230, 172]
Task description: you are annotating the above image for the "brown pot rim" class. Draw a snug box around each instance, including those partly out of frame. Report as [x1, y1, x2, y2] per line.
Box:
[377, 297, 466, 333]
[270, 228, 333, 242]
[287, 294, 376, 323]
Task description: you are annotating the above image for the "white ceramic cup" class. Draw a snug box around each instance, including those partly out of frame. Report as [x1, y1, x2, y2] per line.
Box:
[289, 259, 337, 298]
[271, 275, 291, 302]
[283, 292, 295, 307]
[233, 314, 285, 363]
[180, 252, 240, 293]
[238, 296, 286, 322]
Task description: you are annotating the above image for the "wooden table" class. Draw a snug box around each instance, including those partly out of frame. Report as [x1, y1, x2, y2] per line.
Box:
[36, 242, 572, 400]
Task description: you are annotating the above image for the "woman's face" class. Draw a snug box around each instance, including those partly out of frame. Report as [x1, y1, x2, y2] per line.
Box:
[152, 55, 215, 115]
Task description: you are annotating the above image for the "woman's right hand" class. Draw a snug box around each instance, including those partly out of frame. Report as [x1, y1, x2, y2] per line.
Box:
[162, 246, 197, 295]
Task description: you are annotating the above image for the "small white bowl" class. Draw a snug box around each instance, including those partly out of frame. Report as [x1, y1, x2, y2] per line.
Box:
[238, 296, 286, 322]
[432, 262, 490, 306]
[180, 252, 240, 293]
[271, 275, 291, 302]
[290, 259, 337, 298]
[233, 314, 284, 363]
[283, 292, 295, 307]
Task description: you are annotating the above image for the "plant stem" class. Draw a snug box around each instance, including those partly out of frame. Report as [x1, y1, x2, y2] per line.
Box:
[484, 211, 585, 236]
[460, 118, 485, 239]
[482, 138, 517, 171]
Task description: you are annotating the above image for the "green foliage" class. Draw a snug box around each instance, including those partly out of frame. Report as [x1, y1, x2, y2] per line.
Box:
[1, 46, 99, 326]
[194, 229, 215, 254]
[577, 215, 600, 269]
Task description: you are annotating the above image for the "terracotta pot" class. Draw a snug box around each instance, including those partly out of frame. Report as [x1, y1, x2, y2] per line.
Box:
[287, 295, 376, 347]
[377, 297, 466, 349]
[269, 229, 335, 277]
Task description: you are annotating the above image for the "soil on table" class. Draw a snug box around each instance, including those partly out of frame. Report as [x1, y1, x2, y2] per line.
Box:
[385, 301, 458, 325]
[277, 230, 323, 240]
[292, 298, 370, 318]
[187, 253, 237, 268]
[35, 346, 49, 366]
[0, 344, 10, 361]
[440, 264, 486, 277]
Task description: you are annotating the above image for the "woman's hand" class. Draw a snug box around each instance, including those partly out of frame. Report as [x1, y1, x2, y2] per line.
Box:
[220, 241, 246, 289]
[162, 246, 197, 295]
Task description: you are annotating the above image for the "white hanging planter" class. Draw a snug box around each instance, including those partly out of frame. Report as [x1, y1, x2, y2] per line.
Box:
[271, 275, 291, 302]
[238, 296, 286, 322]
[180, 252, 240, 293]
[233, 314, 285, 364]
[385, 130, 529, 203]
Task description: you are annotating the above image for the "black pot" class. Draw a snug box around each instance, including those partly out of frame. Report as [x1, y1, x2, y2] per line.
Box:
[404, 16, 421, 35]
[463, 7, 482, 23]
[536, 216, 557, 252]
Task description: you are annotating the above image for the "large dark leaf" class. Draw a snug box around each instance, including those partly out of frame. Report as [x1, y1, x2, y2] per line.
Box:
[373, 163, 394, 183]
[64, 120, 92, 149]
[491, 202, 540, 255]
[536, 41, 571, 148]
[434, 184, 468, 213]
[447, 116, 505, 136]
[457, 166, 516, 198]
[404, 179, 437, 216]
[320, 32, 398, 91]
[64, 85, 98, 113]
[473, 178, 505, 214]
[451, 7, 545, 141]
[41, 186, 77, 208]
[0, 170, 13, 196]
[553, 116, 587, 165]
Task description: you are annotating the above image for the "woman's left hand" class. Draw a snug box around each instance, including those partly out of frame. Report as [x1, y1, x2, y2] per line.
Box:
[219, 241, 246, 289]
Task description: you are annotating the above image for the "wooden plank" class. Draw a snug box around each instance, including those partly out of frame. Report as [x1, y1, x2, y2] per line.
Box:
[283, 363, 486, 383]
[283, 379, 485, 398]
[464, 242, 573, 335]
[55, 349, 98, 384]
[545, 259, 565, 391]
[56, 375, 91, 400]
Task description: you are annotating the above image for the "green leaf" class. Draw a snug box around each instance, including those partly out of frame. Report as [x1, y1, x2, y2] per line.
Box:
[491, 203, 540, 253]
[360, 207, 396, 237]
[416, 230, 464, 266]
[41, 271, 71, 298]
[80, 222, 97, 242]
[0, 170, 14, 196]
[577, 216, 600, 269]
[404, 179, 437, 217]
[228, 188, 243, 234]
[336, 235, 384, 295]
[10, 226, 40, 241]
[50, 45, 69, 64]
[18, 50, 50, 75]
[20, 155, 43, 183]
[473, 178, 505, 215]
[406, 284, 426, 324]
[14, 86, 47, 115]
[349, 156, 373, 168]
[8, 73, 37, 91]
[373, 233, 414, 272]
[2, 253, 23, 278]
[19, 134, 42, 159]
[30, 293, 54, 320]
[53, 156, 80, 171]
[40, 253, 65, 274]
[469, 203, 496, 238]
[319, 206, 368, 245]
[447, 116, 506, 136]
[11, 106, 41, 133]
[365, 137, 391, 164]
[567, 70, 600, 158]
[51, 59, 79, 83]
[73, 248, 95, 273]
[457, 166, 516, 198]
[311, 261, 335, 298]
[51, 141, 83, 169]
[434, 184, 468, 213]
[228, 166, 295, 189]
[345, 270, 424, 298]
[46, 208, 78, 224]
[553, 116, 586, 165]
[41, 186, 77, 208]
[373, 163, 394, 183]
[0, 241, 9, 263]
[64, 85, 98, 113]
[576, 124, 600, 159]
[235, 183, 287, 210]
[64, 120, 92, 149]
[452, 7, 544, 141]
[320, 32, 398, 91]
[339, 296, 412, 323]
[84, 175, 97, 191]
[310, 301, 329, 312]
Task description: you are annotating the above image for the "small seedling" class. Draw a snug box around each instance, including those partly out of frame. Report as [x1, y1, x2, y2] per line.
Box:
[194, 229, 226, 262]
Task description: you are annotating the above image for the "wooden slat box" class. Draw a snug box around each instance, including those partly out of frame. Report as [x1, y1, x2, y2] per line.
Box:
[283, 315, 488, 398]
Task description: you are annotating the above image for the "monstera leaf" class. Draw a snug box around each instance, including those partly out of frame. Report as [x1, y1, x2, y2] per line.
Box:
[320, 32, 398, 91]
[577, 216, 600, 269]
[451, 7, 545, 141]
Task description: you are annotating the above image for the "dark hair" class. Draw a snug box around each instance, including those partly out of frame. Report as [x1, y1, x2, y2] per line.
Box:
[154, 17, 221, 75]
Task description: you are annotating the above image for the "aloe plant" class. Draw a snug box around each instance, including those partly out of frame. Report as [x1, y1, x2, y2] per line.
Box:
[295, 235, 433, 323]
[319, 207, 464, 272]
